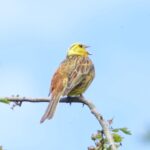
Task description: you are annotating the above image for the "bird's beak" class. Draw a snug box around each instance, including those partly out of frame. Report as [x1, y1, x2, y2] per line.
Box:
[88, 52, 92, 55]
[84, 45, 90, 48]
[83, 45, 92, 55]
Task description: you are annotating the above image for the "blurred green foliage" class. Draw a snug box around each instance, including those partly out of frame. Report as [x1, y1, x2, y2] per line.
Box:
[88, 127, 131, 150]
[0, 98, 10, 104]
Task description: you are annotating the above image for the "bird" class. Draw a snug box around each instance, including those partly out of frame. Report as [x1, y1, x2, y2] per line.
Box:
[40, 43, 95, 123]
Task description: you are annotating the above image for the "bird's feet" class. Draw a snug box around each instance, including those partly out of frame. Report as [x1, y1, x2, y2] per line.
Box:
[67, 96, 72, 105]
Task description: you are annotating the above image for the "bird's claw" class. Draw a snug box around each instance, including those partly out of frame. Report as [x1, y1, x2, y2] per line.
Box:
[11, 101, 22, 110]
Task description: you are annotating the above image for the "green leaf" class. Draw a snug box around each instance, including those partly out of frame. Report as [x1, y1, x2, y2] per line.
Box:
[96, 133, 102, 140]
[91, 133, 102, 141]
[112, 133, 123, 143]
[112, 128, 119, 132]
[120, 128, 132, 135]
[107, 146, 112, 150]
[0, 98, 10, 104]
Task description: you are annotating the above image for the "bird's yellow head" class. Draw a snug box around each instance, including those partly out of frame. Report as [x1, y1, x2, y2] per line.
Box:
[67, 43, 91, 57]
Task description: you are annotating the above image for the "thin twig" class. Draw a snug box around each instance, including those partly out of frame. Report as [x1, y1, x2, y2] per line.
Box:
[0, 96, 116, 150]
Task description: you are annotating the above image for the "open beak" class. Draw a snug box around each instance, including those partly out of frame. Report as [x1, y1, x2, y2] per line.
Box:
[84, 45, 90, 48]
[83, 45, 92, 55]
[87, 52, 92, 55]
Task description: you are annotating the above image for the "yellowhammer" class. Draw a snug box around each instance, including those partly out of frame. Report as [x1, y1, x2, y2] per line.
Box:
[40, 43, 95, 123]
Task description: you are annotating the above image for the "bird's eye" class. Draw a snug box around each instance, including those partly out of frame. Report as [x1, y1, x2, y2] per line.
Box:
[79, 44, 83, 48]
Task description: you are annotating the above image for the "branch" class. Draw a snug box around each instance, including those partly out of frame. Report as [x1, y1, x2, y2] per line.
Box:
[0, 96, 116, 150]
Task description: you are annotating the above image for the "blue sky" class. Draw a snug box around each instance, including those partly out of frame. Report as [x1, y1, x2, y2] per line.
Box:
[0, 0, 150, 150]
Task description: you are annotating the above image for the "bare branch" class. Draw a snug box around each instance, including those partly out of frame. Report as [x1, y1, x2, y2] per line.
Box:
[0, 96, 116, 150]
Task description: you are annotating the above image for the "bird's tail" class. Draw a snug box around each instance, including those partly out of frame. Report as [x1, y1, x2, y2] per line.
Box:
[40, 94, 60, 123]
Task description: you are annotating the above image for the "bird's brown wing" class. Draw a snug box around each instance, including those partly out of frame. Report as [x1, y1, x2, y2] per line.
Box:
[63, 56, 94, 96]
[40, 60, 68, 123]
